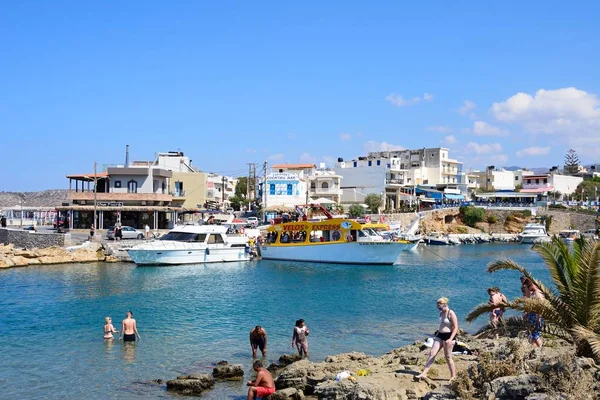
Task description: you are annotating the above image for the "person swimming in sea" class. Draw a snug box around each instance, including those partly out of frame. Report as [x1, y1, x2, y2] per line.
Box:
[292, 319, 310, 358]
[103, 316, 118, 340]
[120, 310, 141, 342]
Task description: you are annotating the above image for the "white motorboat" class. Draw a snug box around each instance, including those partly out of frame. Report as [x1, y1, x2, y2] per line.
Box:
[424, 232, 453, 245]
[518, 223, 549, 244]
[558, 229, 579, 243]
[127, 225, 252, 265]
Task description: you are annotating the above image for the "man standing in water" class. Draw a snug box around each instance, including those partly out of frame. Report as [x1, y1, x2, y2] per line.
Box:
[120, 310, 141, 342]
[249, 325, 267, 358]
[246, 360, 275, 400]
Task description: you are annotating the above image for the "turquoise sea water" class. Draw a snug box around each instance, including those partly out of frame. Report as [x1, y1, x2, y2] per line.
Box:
[0, 244, 549, 399]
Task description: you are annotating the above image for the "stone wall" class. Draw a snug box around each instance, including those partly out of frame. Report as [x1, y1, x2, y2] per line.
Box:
[538, 209, 600, 234]
[0, 228, 66, 248]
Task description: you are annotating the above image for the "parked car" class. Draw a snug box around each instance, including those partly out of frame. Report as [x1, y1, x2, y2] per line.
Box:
[583, 229, 599, 239]
[246, 217, 259, 227]
[106, 226, 145, 240]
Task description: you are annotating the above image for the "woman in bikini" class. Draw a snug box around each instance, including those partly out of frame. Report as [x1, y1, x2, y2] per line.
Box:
[103, 316, 118, 340]
[416, 297, 458, 381]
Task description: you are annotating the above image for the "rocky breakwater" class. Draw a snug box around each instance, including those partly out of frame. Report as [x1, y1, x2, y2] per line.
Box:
[0, 243, 118, 268]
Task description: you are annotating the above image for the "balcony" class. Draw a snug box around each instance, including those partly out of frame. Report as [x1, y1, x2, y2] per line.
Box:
[386, 178, 406, 185]
[170, 190, 186, 199]
[309, 187, 343, 195]
[68, 191, 173, 202]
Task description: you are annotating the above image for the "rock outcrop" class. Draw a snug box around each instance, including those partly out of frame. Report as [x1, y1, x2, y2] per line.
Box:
[212, 361, 244, 381]
[0, 243, 107, 268]
[166, 373, 215, 396]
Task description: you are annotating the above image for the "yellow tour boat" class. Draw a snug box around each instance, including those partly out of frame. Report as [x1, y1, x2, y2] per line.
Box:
[260, 218, 414, 265]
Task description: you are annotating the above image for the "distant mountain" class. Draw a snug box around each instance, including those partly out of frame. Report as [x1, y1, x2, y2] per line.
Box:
[0, 190, 69, 208]
[502, 165, 549, 174]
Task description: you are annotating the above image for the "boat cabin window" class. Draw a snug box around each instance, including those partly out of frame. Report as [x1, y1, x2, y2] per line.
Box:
[207, 234, 225, 244]
[160, 232, 202, 242]
[310, 228, 343, 242]
[267, 231, 278, 243]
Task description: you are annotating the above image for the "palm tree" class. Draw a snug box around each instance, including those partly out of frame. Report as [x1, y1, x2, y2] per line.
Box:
[466, 236, 600, 358]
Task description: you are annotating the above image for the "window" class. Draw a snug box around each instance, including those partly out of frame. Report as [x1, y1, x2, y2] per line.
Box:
[353, 161, 357, 167]
[368, 161, 372, 166]
[269, 184, 275, 195]
[287, 184, 293, 195]
[127, 180, 138, 193]
[543, 178, 548, 184]
[207, 234, 225, 244]
[321, 182, 328, 189]
[310, 182, 316, 189]
[536, 179, 539, 184]
[431, 153, 435, 157]
[515, 176, 519, 181]
[114, 180, 121, 188]
[377, 160, 381, 166]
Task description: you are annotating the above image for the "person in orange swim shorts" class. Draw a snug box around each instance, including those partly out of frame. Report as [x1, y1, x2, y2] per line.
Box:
[246, 360, 275, 399]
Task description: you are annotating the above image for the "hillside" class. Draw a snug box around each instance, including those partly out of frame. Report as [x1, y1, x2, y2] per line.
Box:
[0, 190, 69, 208]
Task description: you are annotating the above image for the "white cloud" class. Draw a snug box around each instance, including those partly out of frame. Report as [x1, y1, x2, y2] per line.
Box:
[364, 141, 405, 152]
[442, 135, 457, 145]
[458, 100, 476, 115]
[490, 87, 600, 156]
[385, 92, 433, 107]
[516, 146, 551, 157]
[322, 156, 335, 165]
[339, 133, 352, 141]
[427, 126, 454, 133]
[268, 153, 284, 161]
[299, 152, 316, 163]
[472, 121, 509, 136]
[465, 141, 502, 155]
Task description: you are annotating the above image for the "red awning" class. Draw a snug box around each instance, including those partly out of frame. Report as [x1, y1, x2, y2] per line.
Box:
[520, 187, 553, 193]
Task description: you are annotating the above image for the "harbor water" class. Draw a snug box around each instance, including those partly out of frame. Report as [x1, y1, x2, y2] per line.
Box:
[0, 244, 549, 399]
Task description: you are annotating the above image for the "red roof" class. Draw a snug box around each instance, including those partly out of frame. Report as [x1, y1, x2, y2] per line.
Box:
[272, 163, 316, 169]
[521, 187, 553, 193]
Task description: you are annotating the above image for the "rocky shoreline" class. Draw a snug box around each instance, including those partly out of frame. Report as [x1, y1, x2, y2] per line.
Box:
[162, 334, 599, 400]
[0, 243, 119, 268]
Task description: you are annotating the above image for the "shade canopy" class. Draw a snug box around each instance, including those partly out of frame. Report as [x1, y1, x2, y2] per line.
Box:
[313, 197, 336, 204]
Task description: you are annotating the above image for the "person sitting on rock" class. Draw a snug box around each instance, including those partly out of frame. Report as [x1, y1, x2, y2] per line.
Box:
[249, 325, 267, 358]
[246, 360, 275, 400]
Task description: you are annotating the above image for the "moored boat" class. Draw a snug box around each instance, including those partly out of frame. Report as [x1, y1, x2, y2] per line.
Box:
[558, 229, 579, 243]
[518, 223, 549, 244]
[260, 218, 412, 265]
[127, 224, 252, 265]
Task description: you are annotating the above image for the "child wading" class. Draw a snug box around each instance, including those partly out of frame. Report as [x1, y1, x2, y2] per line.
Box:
[292, 319, 310, 358]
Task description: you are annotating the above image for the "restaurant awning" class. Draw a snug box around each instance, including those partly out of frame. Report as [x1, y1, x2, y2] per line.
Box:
[444, 193, 464, 200]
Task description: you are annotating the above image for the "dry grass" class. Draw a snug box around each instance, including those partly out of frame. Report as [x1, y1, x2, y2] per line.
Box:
[540, 354, 599, 400]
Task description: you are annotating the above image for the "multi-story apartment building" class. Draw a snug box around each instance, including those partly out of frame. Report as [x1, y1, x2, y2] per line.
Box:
[333, 147, 465, 209]
[59, 163, 180, 230]
[155, 152, 207, 210]
[521, 173, 583, 196]
[206, 174, 237, 207]
[258, 163, 343, 209]
[468, 168, 520, 191]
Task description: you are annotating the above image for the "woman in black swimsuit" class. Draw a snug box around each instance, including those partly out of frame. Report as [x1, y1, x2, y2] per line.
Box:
[416, 297, 458, 381]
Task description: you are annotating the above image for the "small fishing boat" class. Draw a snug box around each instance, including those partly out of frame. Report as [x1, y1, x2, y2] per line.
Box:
[558, 229, 579, 243]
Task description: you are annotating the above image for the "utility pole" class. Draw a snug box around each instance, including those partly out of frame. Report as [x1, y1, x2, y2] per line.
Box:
[263, 160, 268, 223]
[221, 175, 226, 207]
[94, 161, 98, 229]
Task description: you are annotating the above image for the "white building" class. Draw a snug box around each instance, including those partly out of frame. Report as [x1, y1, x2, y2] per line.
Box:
[206, 174, 237, 207]
[333, 147, 465, 209]
[468, 168, 518, 191]
[521, 173, 583, 196]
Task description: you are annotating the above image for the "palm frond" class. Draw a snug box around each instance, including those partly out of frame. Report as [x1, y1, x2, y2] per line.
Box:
[571, 325, 600, 359]
[533, 237, 576, 296]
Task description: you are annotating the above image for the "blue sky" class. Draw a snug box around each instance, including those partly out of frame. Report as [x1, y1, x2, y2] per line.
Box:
[2, 1, 600, 191]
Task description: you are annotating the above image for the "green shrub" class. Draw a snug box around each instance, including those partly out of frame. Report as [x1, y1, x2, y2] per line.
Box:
[487, 215, 498, 224]
[549, 204, 567, 210]
[456, 226, 468, 234]
[521, 209, 532, 217]
[459, 206, 486, 227]
[348, 204, 365, 218]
